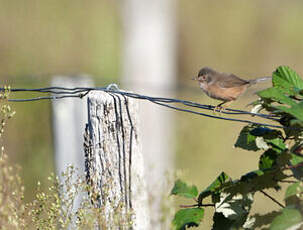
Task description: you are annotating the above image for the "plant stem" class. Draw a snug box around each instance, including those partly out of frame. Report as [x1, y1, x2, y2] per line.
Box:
[260, 190, 285, 209]
[179, 203, 214, 208]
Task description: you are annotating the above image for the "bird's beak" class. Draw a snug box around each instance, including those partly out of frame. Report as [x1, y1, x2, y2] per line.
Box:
[192, 76, 197, 81]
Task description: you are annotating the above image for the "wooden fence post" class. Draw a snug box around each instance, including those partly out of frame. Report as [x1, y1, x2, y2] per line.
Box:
[84, 90, 150, 229]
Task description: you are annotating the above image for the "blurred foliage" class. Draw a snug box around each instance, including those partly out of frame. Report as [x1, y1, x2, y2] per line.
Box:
[172, 66, 303, 229]
[0, 156, 133, 229]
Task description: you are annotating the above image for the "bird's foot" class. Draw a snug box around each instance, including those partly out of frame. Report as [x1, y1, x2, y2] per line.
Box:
[213, 106, 224, 114]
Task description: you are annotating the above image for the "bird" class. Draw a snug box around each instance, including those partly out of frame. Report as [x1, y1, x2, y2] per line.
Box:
[192, 67, 272, 112]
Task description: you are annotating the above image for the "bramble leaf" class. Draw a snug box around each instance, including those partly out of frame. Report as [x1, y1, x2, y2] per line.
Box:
[289, 153, 303, 180]
[272, 66, 303, 95]
[285, 182, 303, 201]
[257, 66, 303, 121]
[265, 138, 286, 153]
[212, 212, 235, 230]
[249, 127, 282, 138]
[270, 207, 303, 230]
[290, 153, 303, 166]
[198, 172, 231, 204]
[257, 87, 296, 106]
[259, 149, 279, 170]
[274, 104, 303, 122]
[215, 193, 253, 220]
[234, 126, 259, 151]
[171, 179, 198, 198]
[224, 169, 287, 196]
[213, 193, 254, 229]
[172, 208, 204, 230]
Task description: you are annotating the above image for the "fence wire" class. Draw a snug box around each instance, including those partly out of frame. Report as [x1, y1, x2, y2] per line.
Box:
[1, 86, 284, 129]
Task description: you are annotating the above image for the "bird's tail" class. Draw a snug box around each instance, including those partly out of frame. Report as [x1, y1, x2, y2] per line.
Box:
[249, 76, 272, 85]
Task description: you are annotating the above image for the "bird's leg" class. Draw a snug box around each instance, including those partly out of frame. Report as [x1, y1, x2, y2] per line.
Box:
[213, 101, 227, 113]
[213, 101, 233, 113]
[218, 101, 233, 113]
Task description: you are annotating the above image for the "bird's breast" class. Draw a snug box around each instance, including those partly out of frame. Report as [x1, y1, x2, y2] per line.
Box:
[199, 82, 248, 101]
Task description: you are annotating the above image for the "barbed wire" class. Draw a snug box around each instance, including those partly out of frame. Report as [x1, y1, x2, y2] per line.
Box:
[1, 86, 284, 129]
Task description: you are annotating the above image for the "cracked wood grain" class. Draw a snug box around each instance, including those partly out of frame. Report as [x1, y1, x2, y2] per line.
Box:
[84, 91, 150, 229]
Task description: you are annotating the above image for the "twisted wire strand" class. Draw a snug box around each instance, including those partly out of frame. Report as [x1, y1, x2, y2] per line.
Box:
[1, 86, 283, 128]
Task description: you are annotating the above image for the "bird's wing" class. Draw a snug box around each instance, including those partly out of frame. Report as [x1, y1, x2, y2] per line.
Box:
[217, 74, 249, 88]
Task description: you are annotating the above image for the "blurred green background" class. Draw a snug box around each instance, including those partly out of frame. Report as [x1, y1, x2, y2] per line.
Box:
[1, 0, 303, 229]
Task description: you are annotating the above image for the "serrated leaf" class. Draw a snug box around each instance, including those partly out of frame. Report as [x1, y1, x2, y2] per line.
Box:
[215, 193, 253, 220]
[250, 127, 281, 137]
[250, 211, 282, 229]
[198, 172, 231, 204]
[274, 104, 303, 122]
[241, 169, 265, 181]
[285, 182, 303, 200]
[272, 66, 303, 95]
[223, 169, 287, 196]
[212, 193, 254, 230]
[172, 208, 204, 230]
[289, 153, 303, 180]
[290, 153, 303, 166]
[265, 138, 287, 153]
[234, 126, 259, 151]
[290, 119, 303, 127]
[270, 207, 303, 230]
[171, 179, 198, 198]
[212, 212, 235, 230]
[257, 87, 297, 106]
[259, 149, 279, 170]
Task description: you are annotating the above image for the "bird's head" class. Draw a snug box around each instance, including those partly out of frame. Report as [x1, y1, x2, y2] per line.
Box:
[192, 67, 214, 83]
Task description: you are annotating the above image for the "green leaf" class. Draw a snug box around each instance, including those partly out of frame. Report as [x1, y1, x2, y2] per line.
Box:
[285, 182, 303, 200]
[259, 150, 290, 171]
[290, 153, 303, 166]
[272, 66, 303, 95]
[234, 126, 259, 151]
[249, 127, 282, 139]
[215, 193, 253, 220]
[250, 211, 282, 229]
[224, 169, 287, 196]
[171, 179, 198, 198]
[213, 193, 254, 229]
[212, 212, 235, 230]
[274, 104, 303, 121]
[257, 87, 297, 106]
[249, 127, 286, 152]
[289, 153, 303, 180]
[172, 208, 204, 230]
[270, 207, 303, 230]
[265, 138, 287, 153]
[198, 172, 231, 204]
[259, 149, 279, 170]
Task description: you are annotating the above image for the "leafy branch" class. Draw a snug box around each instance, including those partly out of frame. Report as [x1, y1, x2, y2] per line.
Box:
[171, 66, 303, 230]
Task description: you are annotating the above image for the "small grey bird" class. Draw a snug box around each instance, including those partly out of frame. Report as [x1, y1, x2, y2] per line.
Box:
[192, 67, 271, 111]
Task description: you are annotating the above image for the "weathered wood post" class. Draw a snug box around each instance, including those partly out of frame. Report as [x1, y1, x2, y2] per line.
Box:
[84, 90, 150, 229]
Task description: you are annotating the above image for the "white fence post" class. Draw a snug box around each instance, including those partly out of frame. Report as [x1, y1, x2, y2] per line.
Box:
[84, 90, 150, 229]
[51, 76, 94, 221]
[122, 0, 177, 227]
